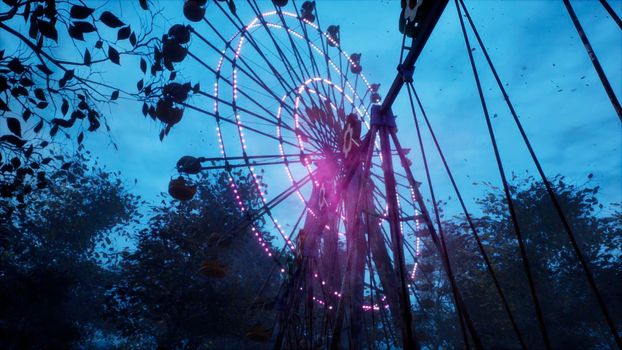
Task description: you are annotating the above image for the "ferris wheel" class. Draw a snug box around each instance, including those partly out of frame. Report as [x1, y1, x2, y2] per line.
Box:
[150, 0, 622, 349]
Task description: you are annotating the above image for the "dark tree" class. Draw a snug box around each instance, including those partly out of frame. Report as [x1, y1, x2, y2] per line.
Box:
[0, 151, 142, 349]
[105, 170, 280, 350]
[414, 175, 622, 349]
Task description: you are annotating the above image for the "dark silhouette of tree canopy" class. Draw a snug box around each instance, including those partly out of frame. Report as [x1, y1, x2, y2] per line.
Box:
[0, 151, 141, 349]
[104, 170, 279, 350]
[412, 175, 622, 349]
[0, 153, 279, 349]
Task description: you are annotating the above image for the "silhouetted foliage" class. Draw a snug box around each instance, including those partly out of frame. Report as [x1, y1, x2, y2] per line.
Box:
[413, 175, 622, 349]
[104, 170, 279, 349]
[0, 0, 156, 206]
[0, 151, 141, 349]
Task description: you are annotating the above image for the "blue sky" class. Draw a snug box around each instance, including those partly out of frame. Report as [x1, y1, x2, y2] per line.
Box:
[78, 0, 621, 228]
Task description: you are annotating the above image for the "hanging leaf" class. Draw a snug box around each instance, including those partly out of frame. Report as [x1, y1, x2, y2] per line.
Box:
[88, 114, 100, 131]
[33, 120, 44, 133]
[77, 131, 84, 144]
[23, 109, 32, 121]
[99, 11, 124, 28]
[117, 26, 131, 40]
[227, 0, 237, 14]
[61, 99, 69, 116]
[111, 90, 120, 101]
[108, 46, 120, 64]
[137, 79, 144, 91]
[70, 5, 94, 19]
[72, 110, 85, 119]
[34, 88, 45, 100]
[28, 19, 38, 39]
[62, 69, 75, 82]
[19, 77, 34, 87]
[10, 86, 27, 98]
[139, 0, 148, 10]
[74, 21, 96, 33]
[36, 64, 53, 75]
[68, 25, 85, 41]
[0, 98, 9, 111]
[7, 118, 22, 137]
[129, 32, 137, 46]
[11, 156, 21, 169]
[0, 135, 26, 147]
[140, 58, 147, 73]
[8, 58, 25, 74]
[37, 20, 58, 41]
[50, 124, 59, 137]
[24, 145, 33, 158]
[84, 48, 91, 66]
[52, 117, 76, 128]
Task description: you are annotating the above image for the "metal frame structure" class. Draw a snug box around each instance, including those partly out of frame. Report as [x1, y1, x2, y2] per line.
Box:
[162, 1, 622, 349]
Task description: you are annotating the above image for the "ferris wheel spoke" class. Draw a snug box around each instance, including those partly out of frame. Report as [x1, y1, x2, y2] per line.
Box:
[179, 101, 301, 148]
[227, 170, 316, 238]
[249, 200, 311, 310]
[186, 51, 307, 139]
[189, 28, 296, 108]
[370, 173, 417, 208]
[212, 1, 303, 98]
[202, 159, 310, 171]
[193, 27, 344, 153]
[271, 6, 338, 112]
[200, 152, 322, 163]
[247, 2, 311, 84]
[270, 4, 372, 124]
[348, 75, 361, 115]
[193, 90, 296, 134]
[249, 1, 341, 114]
[291, 1, 336, 102]
[290, 2, 348, 113]
[288, 2, 329, 82]
[275, 31, 335, 116]
[313, 10, 353, 112]
[249, 28, 308, 96]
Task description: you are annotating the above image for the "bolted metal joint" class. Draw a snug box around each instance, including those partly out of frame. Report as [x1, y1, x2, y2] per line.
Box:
[397, 63, 414, 83]
[370, 105, 397, 128]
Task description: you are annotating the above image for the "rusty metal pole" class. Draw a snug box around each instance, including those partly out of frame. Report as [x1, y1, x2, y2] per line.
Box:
[373, 105, 418, 350]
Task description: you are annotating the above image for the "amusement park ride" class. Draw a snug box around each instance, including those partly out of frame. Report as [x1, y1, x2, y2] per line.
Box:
[160, 0, 622, 349]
